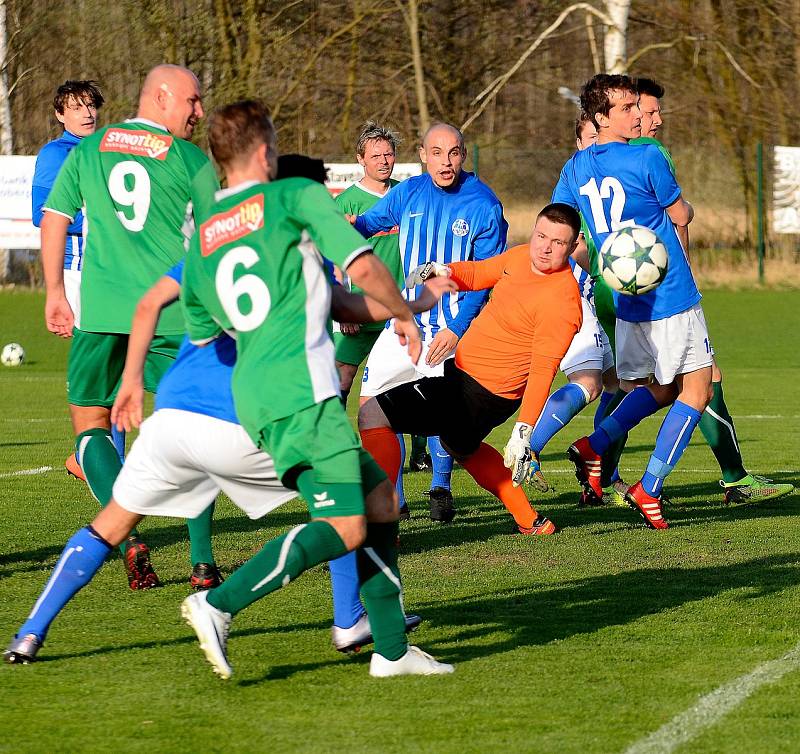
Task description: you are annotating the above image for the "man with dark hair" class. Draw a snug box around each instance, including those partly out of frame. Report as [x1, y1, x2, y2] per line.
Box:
[32, 80, 106, 481]
[358, 204, 583, 536]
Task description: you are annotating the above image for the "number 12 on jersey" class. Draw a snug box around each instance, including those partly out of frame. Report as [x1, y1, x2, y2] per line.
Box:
[579, 177, 635, 234]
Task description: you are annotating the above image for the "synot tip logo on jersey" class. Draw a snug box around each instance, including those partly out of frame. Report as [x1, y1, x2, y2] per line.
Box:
[100, 128, 174, 160]
[200, 195, 265, 257]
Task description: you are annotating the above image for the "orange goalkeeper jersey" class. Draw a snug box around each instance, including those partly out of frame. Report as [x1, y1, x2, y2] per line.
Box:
[448, 244, 582, 425]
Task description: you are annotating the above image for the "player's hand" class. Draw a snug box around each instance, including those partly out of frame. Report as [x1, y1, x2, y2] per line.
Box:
[45, 294, 74, 338]
[410, 277, 458, 314]
[425, 328, 458, 366]
[345, 214, 357, 225]
[111, 377, 145, 432]
[503, 422, 534, 487]
[404, 262, 451, 288]
[340, 322, 360, 336]
[394, 315, 422, 365]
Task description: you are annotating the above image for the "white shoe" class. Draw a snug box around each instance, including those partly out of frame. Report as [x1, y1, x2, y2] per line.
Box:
[370, 645, 454, 677]
[332, 613, 423, 652]
[181, 591, 233, 679]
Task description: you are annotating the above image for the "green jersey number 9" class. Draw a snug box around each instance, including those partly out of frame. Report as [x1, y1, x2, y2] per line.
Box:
[108, 161, 152, 232]
[215, 245, 271, 332]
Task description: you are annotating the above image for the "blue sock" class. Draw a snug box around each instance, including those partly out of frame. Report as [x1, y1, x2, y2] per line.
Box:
[641, 400, 703, 496]
[589, 387, 660, 455]
[594, 390, 615, 431]
[329, 551, 365, 629]
[428, 436, 453, 491]
[530, 382, 589, 454]
[16, 526, 112, 642]
[111, 426, 126, 463]
[395, 434, 406, 508]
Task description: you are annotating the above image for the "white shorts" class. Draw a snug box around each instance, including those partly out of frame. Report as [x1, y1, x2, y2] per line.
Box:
[360, 324, 453, 397]
[560, 298, 614, 376]
[113, 409, 297, 519]
[64, 268, 81, 330]
[616, 304, 713, 385]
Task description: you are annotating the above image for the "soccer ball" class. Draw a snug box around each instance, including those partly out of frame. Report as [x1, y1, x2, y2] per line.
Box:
[599, 225, 669, 296]
[1, 342, 25, 367]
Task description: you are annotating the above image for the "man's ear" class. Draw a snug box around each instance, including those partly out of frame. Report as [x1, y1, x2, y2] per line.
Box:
[595, 112, 609, 129]
[356, 153, 365, 168]
[418, 144, 427, 164]
[55, 109, 65, 126]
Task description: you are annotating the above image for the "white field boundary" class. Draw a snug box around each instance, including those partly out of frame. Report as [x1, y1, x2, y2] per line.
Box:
[0, 466, 54, 478]
[624, 642, 800, 753]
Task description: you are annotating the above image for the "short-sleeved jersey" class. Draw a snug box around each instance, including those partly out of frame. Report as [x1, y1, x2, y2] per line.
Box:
[44, 118, 219, 335]
[569, 256, 594, 305]
[630, 136, 676, 174]
[182, 178, 371, 439]
[153, 260, 238, 424]
[447, 245, 582, 425]
[354, 171, 507, 338]
[32, 131, 85, 271]
[552, 141, 700, 323]
[336, 180, 403, 333]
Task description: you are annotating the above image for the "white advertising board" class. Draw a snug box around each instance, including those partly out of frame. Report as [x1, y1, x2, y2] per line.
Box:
[773, 146, 800, 234]
[325, 162, 422, 195]
[0, 156, 39, 249]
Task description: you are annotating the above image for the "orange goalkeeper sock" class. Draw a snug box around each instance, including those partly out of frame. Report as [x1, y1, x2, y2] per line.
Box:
[461, 442, 537, 529]
[360, 427, 402, 482]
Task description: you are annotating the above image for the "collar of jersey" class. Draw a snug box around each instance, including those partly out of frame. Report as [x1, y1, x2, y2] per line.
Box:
[354, 179, 393, 199]
[61, 130, 82, 145]
[215, 180, 260, 202]
[124, 117, 169, 132]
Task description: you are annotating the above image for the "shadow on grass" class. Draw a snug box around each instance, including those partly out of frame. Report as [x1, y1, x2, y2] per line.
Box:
[415, 552, 800, 665]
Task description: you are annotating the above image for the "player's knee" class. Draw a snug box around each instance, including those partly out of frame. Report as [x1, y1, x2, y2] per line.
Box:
[602, 367, 619, 393]
[357, 398, 389, 431]
[336, 361, 358, 393]
[365, 479, 399, 523]
[327, 515, 367, 551]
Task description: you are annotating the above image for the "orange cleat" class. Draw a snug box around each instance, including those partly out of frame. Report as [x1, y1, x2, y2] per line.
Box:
[64, 453, 86, 482]
[625, 481, 669, 530]
[518, 515, 558, 535]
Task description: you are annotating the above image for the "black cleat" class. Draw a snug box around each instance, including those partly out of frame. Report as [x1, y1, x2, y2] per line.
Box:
[425, 486, 455, 523]
[125, 537, 160, 590]
[191, 562, 224, 590]
[408, 452, 432, 472]
[398, 503, 411, 521]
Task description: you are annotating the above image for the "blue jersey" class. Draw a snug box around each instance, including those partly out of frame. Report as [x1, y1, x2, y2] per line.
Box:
[32, 131, 85, 271]
[552, 142, 701, 322]
[354, 171, 507, 338]
[154, 260, 238, 424]
[569, 257, 594, 306]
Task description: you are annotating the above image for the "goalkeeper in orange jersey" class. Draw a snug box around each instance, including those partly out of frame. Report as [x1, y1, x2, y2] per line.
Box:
[357, 203, 583, 534]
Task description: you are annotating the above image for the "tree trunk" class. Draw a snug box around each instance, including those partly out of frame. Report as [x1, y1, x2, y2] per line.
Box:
[0, 0, 13, 154]
[406, 0, 430, 135]
[603, 0, 630, 73]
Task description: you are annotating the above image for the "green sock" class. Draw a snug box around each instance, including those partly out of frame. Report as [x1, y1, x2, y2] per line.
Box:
[77, 428, 138, 556]
[599, 389, 628, 488]
[188, 500, 216, 566]
[698, 381, 748, 484]
[206, 519, 347, 615]
[358, 521, 407, 661]
[411, 434, 427, 458]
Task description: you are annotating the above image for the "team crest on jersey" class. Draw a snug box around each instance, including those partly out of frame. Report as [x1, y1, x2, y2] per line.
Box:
[100, 128, 173, 160]
[200, 194, 265, 256]
[451, 218, 469, 237]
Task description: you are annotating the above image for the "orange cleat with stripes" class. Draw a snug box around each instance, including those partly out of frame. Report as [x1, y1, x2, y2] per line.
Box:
[625, 481, 669, 530]
[518, 515, 558, 535]
[64, 453, 86, 482]
[567, 436, 603, 498]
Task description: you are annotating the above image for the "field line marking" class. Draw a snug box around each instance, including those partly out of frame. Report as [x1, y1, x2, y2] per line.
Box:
[535, 468, 799, 475]
[623, 643, 800, 754]
[0, 466, 54, 478]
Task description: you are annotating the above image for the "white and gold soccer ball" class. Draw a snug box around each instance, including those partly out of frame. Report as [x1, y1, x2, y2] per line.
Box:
[1, 342, 25, 367]
[599, 225, 669, 296]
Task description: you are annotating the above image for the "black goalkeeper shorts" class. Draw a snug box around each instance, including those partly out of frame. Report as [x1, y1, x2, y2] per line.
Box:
[375, 359, 520, 457]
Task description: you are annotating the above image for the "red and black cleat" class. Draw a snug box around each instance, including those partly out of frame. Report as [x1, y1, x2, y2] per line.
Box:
[625, 481, 669, 530]
[190, 562, 224, 591]
[125, 538, 161, 590]
[567, 437, 603, 499]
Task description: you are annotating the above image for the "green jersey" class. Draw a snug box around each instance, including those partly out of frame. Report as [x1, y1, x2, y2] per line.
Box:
[335, 180, 403, 333]
[45, 118, 219, 334]
[630, 136, 676, 174]
[182, 178, 372, 437]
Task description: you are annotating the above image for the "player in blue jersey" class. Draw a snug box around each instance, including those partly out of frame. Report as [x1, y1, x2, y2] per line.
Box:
[3, 247, 454, 668]
[553, 74, 711, 529]
[30, 80, 121, 479]
[353, 122, 508, 523]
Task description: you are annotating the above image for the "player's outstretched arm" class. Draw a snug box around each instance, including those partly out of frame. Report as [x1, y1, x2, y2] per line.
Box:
[41, 211, 73, 338]
[332, 277, 457, 323]
[346, 252, 422, 364]
[111, 276, 181, 432]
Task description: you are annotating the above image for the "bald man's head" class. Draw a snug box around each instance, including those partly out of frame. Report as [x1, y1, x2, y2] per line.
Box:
[419, 122, 466, 189]
[138, 64, 204, 139]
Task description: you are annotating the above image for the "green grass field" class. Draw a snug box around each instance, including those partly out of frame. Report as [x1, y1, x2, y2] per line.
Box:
[1, 289, 798, 754]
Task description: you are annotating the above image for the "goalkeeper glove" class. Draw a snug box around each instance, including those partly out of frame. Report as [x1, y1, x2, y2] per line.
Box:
[503, 422, 534, 487]
[405, 261, 450, 288]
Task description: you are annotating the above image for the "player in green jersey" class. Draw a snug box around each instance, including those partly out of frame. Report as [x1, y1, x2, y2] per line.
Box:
[40, 64, 220, 589]
[334, 122, 404, 404]
[180, 99, 452, 679]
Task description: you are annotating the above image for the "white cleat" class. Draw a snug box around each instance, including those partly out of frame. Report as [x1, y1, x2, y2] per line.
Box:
[370, 645, 454, 677]
[181, 591, 233, 679]
[332, 613, 422, 653]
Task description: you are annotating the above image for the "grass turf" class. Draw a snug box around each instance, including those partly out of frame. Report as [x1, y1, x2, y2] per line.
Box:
[1, 288, 798, 754]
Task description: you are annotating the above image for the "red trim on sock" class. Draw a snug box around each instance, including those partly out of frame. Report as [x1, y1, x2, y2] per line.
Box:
[360, 427, 402, 483]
